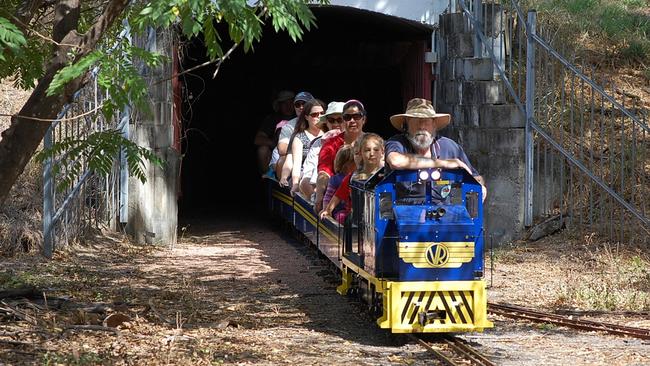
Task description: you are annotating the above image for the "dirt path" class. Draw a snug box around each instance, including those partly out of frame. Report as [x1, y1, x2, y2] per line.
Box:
[0, 217, 430, 365]
[1, 215, 649, 365]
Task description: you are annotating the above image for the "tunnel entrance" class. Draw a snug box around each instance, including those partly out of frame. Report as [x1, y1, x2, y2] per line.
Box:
[178, 6, 433, 217]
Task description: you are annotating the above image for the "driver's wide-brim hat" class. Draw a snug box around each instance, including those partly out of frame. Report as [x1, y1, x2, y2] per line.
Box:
[389, 98, 451, 131]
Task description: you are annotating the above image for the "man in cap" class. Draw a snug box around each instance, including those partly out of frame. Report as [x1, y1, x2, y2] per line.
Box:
[254, 90, 295, 173]
[274, 91, 314, 177]
[385, 97, 486, 200]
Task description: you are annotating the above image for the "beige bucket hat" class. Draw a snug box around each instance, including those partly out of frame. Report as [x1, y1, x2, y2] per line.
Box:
[318, 101, 345, 128]
[389, 98, 451, 131]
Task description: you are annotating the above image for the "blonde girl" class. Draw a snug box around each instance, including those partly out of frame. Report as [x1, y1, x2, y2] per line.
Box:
[319, 133, 385, 223]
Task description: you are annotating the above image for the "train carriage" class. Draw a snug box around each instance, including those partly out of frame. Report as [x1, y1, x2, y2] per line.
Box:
[265, 167, 493, 333]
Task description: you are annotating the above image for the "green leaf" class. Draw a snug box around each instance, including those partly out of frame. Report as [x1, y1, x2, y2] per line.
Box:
[47, 51, 102, 97]
[203, 19, 223, 59]
[37, 129, 164, 192]
[0, 16, 26, 59]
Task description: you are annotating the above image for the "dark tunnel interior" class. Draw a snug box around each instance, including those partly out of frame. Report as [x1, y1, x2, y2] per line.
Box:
[178, 6, 432, 218]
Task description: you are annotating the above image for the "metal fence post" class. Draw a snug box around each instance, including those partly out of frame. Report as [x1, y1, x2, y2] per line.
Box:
[43, 125, 54, 258]
[524, 10, 536, 227]
[473, 0, 482, 58]
[119, 105, 130, 224]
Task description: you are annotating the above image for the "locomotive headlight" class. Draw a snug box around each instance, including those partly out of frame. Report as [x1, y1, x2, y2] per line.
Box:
[418, 170, 430, 181]
[431, 169, 441, 180]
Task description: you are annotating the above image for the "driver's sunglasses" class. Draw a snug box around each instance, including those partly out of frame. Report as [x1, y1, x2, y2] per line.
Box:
[327, 117, 344, 124]
[342, 113, 364, 122]
[294, 101, 306, 108]
[309, 111, 325, 118]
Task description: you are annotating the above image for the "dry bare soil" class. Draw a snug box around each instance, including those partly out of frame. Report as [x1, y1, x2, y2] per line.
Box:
[0, 216, 649, 365]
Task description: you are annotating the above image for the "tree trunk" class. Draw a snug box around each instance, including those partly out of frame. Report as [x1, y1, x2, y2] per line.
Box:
[0, 70, 66, 207]
[0, 0, 129, 208]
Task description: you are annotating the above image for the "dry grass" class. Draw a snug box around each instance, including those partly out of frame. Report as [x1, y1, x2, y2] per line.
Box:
[0, 79, 43, 256]
[490, 229, 650, 313]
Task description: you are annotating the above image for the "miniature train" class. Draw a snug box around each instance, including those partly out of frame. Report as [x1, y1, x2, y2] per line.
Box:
[265, 167, 493, 333]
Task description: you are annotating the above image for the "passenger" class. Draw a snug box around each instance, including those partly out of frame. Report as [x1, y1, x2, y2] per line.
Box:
[279, 99, 326, 191]
[314, 99, 367, 212]
[254, 90, 295, 173]
[320, 133, 385, 223]
[299, 101, 345, 198]
[321, 144, 355, 219]
[275, 91, 314, 178]
[385, 98, 486, 201]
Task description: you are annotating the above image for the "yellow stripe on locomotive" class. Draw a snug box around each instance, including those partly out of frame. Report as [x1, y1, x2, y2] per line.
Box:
[398, 242, 475, 268]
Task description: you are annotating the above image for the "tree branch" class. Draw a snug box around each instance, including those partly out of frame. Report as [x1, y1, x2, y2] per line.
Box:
[15, 0, 47, 31]
[9, 14, 80, 48]
[76, 0, 130, 54]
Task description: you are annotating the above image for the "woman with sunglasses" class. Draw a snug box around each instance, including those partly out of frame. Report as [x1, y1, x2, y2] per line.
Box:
[299, 101, 346, 198]
[279, 99, 327, 191]
[314, 99, 367, 212]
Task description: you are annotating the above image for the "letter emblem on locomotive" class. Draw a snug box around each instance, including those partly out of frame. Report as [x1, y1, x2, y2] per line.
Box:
[425, 243, 449, 267]
[399, 242, 476, 268]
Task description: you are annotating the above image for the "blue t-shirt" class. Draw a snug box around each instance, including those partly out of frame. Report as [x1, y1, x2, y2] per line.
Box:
[384, 134, 479, 203]
[384, 134, 479, 176]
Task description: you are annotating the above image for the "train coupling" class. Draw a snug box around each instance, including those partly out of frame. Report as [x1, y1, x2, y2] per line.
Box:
[418, 309, 447, 326]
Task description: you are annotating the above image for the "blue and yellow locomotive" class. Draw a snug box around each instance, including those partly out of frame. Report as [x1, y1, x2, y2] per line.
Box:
[266, 167, 492, 333]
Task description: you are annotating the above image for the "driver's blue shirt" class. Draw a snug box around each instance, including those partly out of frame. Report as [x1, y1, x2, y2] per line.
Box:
[384, 134, 479, 176]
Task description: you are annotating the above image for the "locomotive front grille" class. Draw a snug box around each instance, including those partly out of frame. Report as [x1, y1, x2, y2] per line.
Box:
[400, 290, 475, 325]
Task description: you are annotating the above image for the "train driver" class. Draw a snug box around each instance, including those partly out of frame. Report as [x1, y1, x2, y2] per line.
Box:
[385, 98, 487, 202]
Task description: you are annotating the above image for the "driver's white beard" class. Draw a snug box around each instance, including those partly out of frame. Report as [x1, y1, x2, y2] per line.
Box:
[407, 131, 433, 151]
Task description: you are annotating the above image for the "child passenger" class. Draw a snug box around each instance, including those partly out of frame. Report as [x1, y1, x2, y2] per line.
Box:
[321, 144, 355, 222]
[319, 133, 385, 223]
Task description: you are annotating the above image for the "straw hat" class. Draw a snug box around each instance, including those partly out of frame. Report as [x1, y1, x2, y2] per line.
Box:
[389, 98, 451, 131]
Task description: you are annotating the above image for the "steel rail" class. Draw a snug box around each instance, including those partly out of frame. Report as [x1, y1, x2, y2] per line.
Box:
[489, 302, 650, 340]
[409, 334, 496, 366]
[408, 335, 456, 365]
[442, 335, 496, 366]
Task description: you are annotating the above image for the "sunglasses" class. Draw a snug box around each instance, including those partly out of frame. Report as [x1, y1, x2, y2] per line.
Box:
[308, 111, 325, 118]
[294, 101, 306, 108]
[327, 117, 344, 124]
[342, 113, 364, 122]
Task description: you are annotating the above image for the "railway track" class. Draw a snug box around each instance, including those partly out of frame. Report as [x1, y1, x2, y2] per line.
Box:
[489, 302, 650, 340]
[409, 334, 496, 366]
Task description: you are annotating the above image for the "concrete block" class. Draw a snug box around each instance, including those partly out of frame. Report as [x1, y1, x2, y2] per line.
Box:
[485, 198, 525, 243]
[447, 33, 474, 58]
[126, 147, 180, 246]
[453, 127, 525, 156]
[479, 104, 524, 128]
[151, 101, 173, 127]
[440, 61, 456, 82]
[447, 104, 480, 128]
[442, 81, 461, 105]
[475, 153, 525, 243]
[462, 81, 506, 105]
[482, 3, 505, 38]
[455, 58, 495, 81]
[442, 58, 496, 81]
[441, 81, 506, 105]
[440, 13, 471, 35]
[436, 103, 453, 115]
[131, 121, 174, 149]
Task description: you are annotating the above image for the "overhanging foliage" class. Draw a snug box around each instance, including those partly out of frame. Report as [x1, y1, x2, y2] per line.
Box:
[0, 0, 326, 204]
